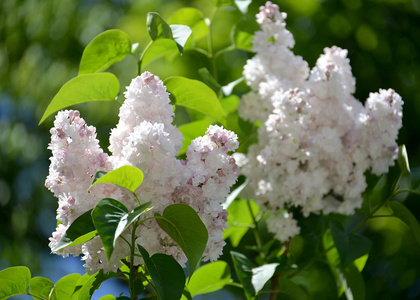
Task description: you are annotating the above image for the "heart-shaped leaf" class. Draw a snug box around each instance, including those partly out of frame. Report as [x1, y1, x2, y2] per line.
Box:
[39, 73, 119, 124]
[51, 273, 81, 300]
[29, 277, 54, 299]
[138, 246, 186, 300]
[155, 203, 208, 277]
[165, 76, 226, 125]
[90, 165, 144, 194]
[79, 29, 132, 75]
[0, 266, 31, 299]
[53, 209, 97, 252]
[230, 251, 255, 300]
[187, 261, 231, 296]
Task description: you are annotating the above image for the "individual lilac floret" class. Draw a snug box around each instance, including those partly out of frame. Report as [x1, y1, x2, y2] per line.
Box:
[238, 2, 403, 242]
[47, 72, 240, 274]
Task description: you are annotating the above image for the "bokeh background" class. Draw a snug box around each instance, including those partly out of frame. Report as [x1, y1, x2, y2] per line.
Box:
[1, 0, 419, 299]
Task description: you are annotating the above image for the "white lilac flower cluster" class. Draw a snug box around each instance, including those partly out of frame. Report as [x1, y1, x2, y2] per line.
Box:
[47, 72, 239, 274]
[236, 1, 403, 242]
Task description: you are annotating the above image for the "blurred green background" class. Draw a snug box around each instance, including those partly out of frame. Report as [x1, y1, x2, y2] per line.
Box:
[1, 0, 419, 299]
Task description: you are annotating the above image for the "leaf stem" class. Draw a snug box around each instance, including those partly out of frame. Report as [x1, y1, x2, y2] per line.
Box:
[138, 41, 154, 75]
[129, 222, 139, 300]
[394, 189, 420, 196]
[132, 191, 141, 206]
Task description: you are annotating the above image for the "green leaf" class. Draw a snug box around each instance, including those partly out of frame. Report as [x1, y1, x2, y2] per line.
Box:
[155, 203, 208, 277]
[223, 198, 258, 247]
[178, 119, 213, 156]
[146, 13, 191, 54]
[141, 39, 179, 68]
[138, 246, 186, 300]
[353, 254, 369, 272]
[170, 25, 192, 54]
[79, 29, 132, 75]
[187, 261, 231, 296]
[198, 68, 221, 94]
[252, 263, 279, 294]
[220, 95, 240, 115]
[398, 144, 410, 174]
[232, 20, 259, 51]
[51, 273, 82, 300]
[76, 271, 116, 300]
[99, 296, 116, 300]
[29, 277, 54, 300]
[389, 200, 420, 246]
[164, 76, 226, 125]
[92, 198, 151, 261]
[212, 0, 236, 7]
[167, 8, 208, 43]
[342, 264, 365, 300]
[0, 266, 31, 299]
[329, 219, 372, 267]
[39, 73, 119, 124]
[90, 165, 144, 193]
[53, 209, 96, 252]
[235, 0, 252, 14]
[277, 277, 309, 300]
[230, 251, 255, 300]
[147, 12, 173, 41]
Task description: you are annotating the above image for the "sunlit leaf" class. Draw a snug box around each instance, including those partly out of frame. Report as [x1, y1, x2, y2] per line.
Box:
[0, 266, 31, 299]
[90, 165, 144, 194]
[187, 261, 231, 296]
[223, 198, 258, 247]
[168, 8, 208, 43]
[76, 271, 116, 300]
[170, 25, 192, 54]
[138, 246, 185, 300]
[212, 0, 236, 7]
[235, 0, 252, 14]
[29, 277, 54, 299]
[232, 20, 259, 51]
[398, 144, 410, 174]
[198, 67, 221, 94]
[178, 119, 213, 155]
[39, 73, 119, 124]
[156, 203, 208, 277]
[147, 12, 173, 40]
[147, 12, 191, 54]
[51, 273, 81, 300]
[165, 76, 226, 125]
[53, 209, 96, 252]
[99, 295, 116, 300]
[79, 29, 132, 75]
[141, 39, 179, 69]
[353, 254, 369, 272]
[92, 198, 151, 261]
[252, 263, 279, 294]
